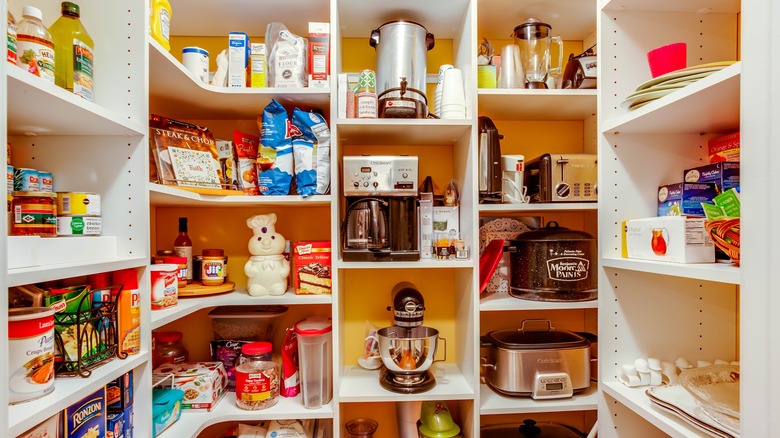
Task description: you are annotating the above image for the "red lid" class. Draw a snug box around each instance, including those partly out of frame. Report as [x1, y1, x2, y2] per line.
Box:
[241, 342, 272, 355]
[479, 239, 504, 295]
[88, 272, 112, 289]
[294, 318, 333, 336]
[202, 249, 224, 257]
[112, 269, 138, 290]
[155, 331, 182, 342]
[164, 257, 187, 264]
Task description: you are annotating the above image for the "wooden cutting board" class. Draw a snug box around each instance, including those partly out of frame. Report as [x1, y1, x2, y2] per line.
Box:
[178, 281, 236, 297]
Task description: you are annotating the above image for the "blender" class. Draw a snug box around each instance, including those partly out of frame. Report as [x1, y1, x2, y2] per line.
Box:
[376, 282, 446, 393]
[512, 18, 564, 89]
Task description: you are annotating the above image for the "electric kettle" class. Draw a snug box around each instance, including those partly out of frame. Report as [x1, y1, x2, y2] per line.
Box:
[344, 198, 388, 250]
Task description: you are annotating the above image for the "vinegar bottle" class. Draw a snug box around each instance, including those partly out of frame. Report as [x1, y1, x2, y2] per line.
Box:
[150, 0, 172, 51]
[16, 6, 55, 82]
[49, 2, 94, 100]
[174, 217, 193, 283]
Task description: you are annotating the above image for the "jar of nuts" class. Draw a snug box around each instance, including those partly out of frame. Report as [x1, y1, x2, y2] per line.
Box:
[235, 342, 279, 410]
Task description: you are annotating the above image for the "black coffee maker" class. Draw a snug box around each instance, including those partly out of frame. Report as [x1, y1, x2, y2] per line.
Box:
[479, 116, 503, 203]
[342, 156, 420, 261]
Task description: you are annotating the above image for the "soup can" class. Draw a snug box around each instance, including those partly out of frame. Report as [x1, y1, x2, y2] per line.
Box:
[9, 307, 56, 404]
[7, 165, 13, 194]
[38, 171, 53, 192]
[56, 192, 101, 216]
[56, 216, 102, 236]
[14, 168, 39, 192]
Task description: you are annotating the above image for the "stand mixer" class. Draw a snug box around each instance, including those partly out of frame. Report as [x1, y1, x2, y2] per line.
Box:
[376, 282, 446, 394]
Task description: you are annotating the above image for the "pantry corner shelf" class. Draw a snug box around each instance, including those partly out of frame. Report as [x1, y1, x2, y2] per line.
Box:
[159, 393, 333, 437]
[602, 62, 740, 135]
[478, 203, 598, 213]
[602, 382, 709, 438]
[479, 382, 598, 415]
[148, 38, 330, 120]
[479, 293, 599, 311]
[151, 287, 331, 329]
[338, 363, 474, 402]
[8, 351, 151, 436]
[336, 259, 476, 270]
[148, 183, 332, 207]
[477, 89, 597, 121]
[336, 118, 472, 145]
[601, 257, 740, 285]
[7, 255, 149, 288]
[6, 67, 146, 137]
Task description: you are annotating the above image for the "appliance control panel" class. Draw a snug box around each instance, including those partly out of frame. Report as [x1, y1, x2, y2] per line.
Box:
[343, 155, 419, 197]
[532, 372, 574, 399]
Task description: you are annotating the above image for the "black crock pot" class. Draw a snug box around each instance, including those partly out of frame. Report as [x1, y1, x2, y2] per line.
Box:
[508, 221, 597, 301]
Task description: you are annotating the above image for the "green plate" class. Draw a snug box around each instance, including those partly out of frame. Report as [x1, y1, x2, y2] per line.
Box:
[635, 61, 737, 91]
[625, 81, 696, 100]
[621, 88, 679, 108]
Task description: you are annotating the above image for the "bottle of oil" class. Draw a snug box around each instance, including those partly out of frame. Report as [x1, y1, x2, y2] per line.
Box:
[7, 2, 17, 65]
[150, 0, 172, 51]
[49, 2, 93, 101]
[16, 6, 55, 82]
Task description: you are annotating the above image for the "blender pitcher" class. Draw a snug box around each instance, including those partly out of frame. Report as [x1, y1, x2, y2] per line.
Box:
[512, 18, 564, 89]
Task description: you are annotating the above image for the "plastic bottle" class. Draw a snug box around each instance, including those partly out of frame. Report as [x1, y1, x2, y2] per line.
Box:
[49, 2, 94, 101]
[173, 217, 193, 283]
[150, 0, 172, 51]
[7, 4, 17, 65]
[235, 342, 278, 410]
[16, 6, 55, 83]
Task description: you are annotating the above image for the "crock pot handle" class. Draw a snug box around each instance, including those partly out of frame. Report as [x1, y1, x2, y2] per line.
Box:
[433, 336, 447, 363]
[574, 332, 598, 343]
[369, 29, 380, 48]
[426, 33, 435, 50]
[479, 356, 495, 369]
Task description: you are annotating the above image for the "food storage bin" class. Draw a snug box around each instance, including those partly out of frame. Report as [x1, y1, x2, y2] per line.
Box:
[295, 317, 332, 409]
[208, 305, 287, 341]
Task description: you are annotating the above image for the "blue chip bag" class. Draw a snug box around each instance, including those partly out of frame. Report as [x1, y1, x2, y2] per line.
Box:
[292, 108, 331, 198]
[257, 100, 294, 195]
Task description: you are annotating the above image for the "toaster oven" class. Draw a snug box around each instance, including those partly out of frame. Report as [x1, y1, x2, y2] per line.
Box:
[524, 154, 597, 202]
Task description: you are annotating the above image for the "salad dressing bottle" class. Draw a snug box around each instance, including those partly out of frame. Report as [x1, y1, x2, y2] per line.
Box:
[49, 2, 94, 101]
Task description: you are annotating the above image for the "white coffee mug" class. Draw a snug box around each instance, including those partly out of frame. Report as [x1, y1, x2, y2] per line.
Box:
[182, 47, 210, 84]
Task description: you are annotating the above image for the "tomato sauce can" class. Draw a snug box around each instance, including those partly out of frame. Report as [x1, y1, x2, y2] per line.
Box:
[12, 191, 57, 236]
[8, 307, 56, 404]
[13, 168, 39, 192]
[56, 192, 101, 216]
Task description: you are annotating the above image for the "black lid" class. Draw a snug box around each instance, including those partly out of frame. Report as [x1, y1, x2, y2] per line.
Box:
[484, 320, 590, 350]
[61, 2, 79, 16]
[510, 221, 594, 242]
[513, 17, 551, 36]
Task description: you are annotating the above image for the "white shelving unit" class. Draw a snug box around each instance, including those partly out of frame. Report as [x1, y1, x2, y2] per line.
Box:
[479, 203, 598, 213]
[338, 364, 474, 403]
[477, 89, 597, 121]
[479, 294, 598, 311]
[149, 183, 332, 208]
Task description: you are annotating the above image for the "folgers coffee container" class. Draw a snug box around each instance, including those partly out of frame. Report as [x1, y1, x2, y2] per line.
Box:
[8, 307, 55, 404]
[508, 221, 597, 302]
[56, 192, 101, 216]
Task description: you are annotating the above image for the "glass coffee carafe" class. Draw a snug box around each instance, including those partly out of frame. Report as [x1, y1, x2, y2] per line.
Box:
[512, 18, 563, 89]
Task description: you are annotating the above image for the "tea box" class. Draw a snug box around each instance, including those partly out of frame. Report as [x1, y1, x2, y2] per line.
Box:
[683, 162, 740, 191]
[657, 183, 683, 216]
[681, 182, 719, 217]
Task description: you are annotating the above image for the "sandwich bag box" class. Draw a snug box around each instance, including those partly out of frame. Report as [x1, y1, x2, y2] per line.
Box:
[294, 241, 332, 295]
[152, 362, 227, 411]
[65, 387, 106, 438]
[625, 216, 715, 263]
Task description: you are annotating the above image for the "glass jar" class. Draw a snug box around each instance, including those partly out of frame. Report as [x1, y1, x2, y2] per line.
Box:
[154, 331, 188, 368]
[235, 342, 278, 410]
[11, 191, 57, 236]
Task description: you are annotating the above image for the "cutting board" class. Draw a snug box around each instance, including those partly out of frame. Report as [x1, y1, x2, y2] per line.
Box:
[178, 281, 236, 297]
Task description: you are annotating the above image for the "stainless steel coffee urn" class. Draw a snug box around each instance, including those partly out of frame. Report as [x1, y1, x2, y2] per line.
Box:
[370, 21, 435, 118]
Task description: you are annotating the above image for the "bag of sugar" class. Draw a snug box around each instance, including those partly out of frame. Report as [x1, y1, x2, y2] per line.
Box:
[292, 108, 331, 197]
[257, 100, 294, 195]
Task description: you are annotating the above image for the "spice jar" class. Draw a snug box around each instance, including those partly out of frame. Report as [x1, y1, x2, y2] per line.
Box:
[235, 342, 279, 410]
[154, 331, 188, 368]
[201, 248, 226, 286]
[11, 191, 57, 236]
[164, 256, 188, 288]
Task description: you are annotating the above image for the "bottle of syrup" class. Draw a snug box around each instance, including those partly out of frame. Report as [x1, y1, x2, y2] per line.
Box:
[174, 217, 193, 283]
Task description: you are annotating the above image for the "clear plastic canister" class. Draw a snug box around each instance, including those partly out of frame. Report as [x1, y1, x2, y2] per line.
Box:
[294, 317, 332, 409]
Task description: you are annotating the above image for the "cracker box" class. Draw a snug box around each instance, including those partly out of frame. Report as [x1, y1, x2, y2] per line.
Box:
[153, 362, 227, 411]
[625, 216, 715, 263]
[107, 412, 124, 438]
[65, 387, 106, 438]
[657, 183, 683, 216]
[708, 132, 740, 163]
[294, 241, 332, 295]
[308, 22, 330, 88]
[683, 162, 740, 191]
[107, 371, 133, 411]
[682, 182, 720, 217]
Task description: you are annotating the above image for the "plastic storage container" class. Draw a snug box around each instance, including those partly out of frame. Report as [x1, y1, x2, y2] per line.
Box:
[208, 305, 287, 341]
[235, 342, 279, 410]
[295, 317, 332, 409]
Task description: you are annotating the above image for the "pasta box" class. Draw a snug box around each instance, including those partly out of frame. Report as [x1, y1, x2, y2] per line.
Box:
[107, 412, 124, 438]
[153, 362, 227, 411]
[117, 405, 133, 438]
[625, 216, 715, 263]
[64, 387, 106, 438]
[152, 388, 184, 437]
[294, 241, 332, 295]
[107, 371, 133, 411]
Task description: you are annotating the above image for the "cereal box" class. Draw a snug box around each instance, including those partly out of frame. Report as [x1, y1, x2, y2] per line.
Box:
[65, 387, 106, 438]
[294, 241, 331, 295]
[153, 362, 227, 411]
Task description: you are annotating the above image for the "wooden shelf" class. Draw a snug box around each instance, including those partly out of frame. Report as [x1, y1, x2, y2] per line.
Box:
[6, 67, 145, 136]
[148, 38, 330, 120]
[602, 63, 740, 135]
[477, 89, 597, 121]
[480, 382, 598, 415]
[479, 293, 598, 311]
[338, 364, 474, 402]
[602, 257, 740, 285]
[149, 183, 331, 207]
[479, 203, 597, 213]
[336, 119, 472, 145]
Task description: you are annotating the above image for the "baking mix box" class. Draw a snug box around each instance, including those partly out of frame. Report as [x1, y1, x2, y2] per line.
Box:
[64, 387, 106, 438]
[683, 162, 740, 191]
[294, 241, 332, 295]
[152, 362, 227, 411]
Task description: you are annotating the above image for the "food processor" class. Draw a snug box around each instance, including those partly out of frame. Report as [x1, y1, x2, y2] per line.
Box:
[376, 282, 446, 393]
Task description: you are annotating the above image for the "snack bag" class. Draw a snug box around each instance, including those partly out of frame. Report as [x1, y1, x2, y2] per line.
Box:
[234, 130, 260, 195]
[280, 328, 299, 397]
[257, 100, 294, 195]
[292, 109, 331, 197]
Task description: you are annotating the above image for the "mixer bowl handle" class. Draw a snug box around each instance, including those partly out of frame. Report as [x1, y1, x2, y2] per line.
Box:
[426, 32, 435, 50]
[370, 29, 380, 48]
[433, 336, 447, 363]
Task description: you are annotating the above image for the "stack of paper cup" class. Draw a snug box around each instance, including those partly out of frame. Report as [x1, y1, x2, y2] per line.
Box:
[356, 69, 377, 118]
[434, 64, 453, 116]
[439, 68, 466, 119]
[498, 44, 523, 88]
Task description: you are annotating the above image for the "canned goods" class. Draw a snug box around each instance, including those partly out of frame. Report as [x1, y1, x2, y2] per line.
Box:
[9, 307, 56, 404]
[7, 165, 13, 194]
[14, 168, 39, 192]
[12, 191, 57, 236]
[56, 216, 102, 236]
[56, 192, 101, 216]
[38, 171, 52, 192]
